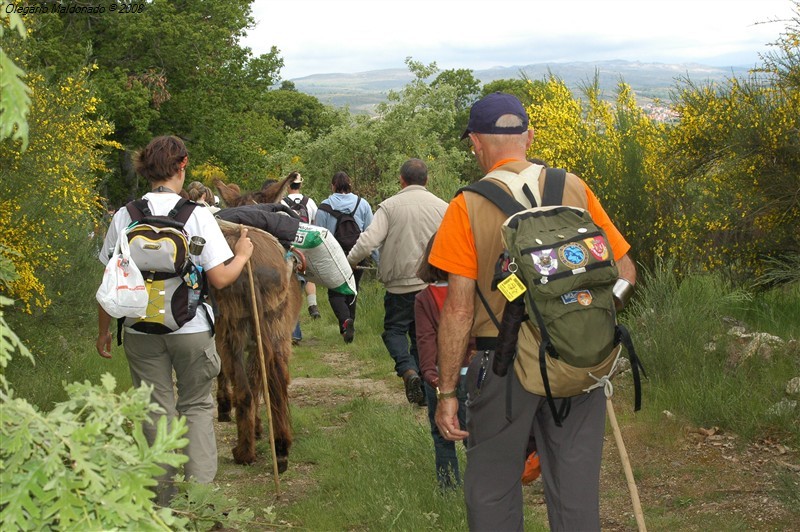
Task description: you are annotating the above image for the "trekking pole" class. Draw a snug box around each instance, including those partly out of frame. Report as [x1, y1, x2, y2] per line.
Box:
[246, 259, 281, 495]
[606, 397, 646, 531]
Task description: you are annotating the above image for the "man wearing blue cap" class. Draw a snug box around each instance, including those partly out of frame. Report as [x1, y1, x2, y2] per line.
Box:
[429, 92, 637, 530]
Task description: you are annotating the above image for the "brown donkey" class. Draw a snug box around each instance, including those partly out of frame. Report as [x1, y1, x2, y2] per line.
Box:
[212, 174, 302, 470]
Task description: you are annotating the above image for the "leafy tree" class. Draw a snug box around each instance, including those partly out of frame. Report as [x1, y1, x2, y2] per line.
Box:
[372, 59, 468, 194]
[0, 3, 30, 149]
[290, 115, 383, 199]
[482, 76, 538, 108]
[430, 67, 483, 161]
[18, 0, 287, 205]
[261, 88, 339, 139]
[431, 68, 481, 112]
[268, 58, 472, 204]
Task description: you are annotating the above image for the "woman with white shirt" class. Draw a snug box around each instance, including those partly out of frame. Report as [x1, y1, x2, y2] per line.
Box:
[95, 135, 252, 502]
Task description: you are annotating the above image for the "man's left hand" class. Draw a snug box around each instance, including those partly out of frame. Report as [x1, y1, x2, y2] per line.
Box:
[435, 396, 468, 441]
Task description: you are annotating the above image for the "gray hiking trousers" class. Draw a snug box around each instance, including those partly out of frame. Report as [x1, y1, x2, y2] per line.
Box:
[464, 350, 606, 531]
[124, 331, 221, 488]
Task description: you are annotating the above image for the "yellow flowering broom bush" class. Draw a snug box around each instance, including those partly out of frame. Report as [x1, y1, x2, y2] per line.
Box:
[660, 73, 800, 278]
[0, 67, 120, 311]
[525, 76, 666, 267]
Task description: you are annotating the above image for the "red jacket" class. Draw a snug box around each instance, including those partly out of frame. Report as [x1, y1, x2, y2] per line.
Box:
[415, 284, 474, 387]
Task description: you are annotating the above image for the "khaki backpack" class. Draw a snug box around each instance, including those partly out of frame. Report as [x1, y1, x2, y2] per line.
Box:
[461, 168, 644, 425]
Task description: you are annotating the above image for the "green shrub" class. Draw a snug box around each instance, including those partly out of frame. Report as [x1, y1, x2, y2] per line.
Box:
[1, 375, 190, 530]
[0, 297, 255, 530]
[628, 261, 799, 445]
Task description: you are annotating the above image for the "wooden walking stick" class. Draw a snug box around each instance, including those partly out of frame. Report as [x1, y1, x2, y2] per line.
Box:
[607, 396, 646, 532]
[246, 259, 281, 494]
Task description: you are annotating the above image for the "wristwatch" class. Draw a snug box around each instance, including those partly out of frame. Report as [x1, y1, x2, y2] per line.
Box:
[436, 387, 458, 400]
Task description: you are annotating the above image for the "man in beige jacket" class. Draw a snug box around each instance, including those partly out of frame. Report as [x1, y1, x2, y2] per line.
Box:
[348, 158, 448, 405]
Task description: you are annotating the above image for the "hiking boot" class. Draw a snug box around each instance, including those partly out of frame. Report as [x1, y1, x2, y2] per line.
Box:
[342, 318, 355, 343]
[308, 304, 321, 319]
[416, 392, 427, 407]
[291, 337, 301, 346]
[402, 370, 424, 405]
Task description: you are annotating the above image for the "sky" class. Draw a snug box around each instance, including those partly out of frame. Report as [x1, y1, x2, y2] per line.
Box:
[241, 0, 796, 80]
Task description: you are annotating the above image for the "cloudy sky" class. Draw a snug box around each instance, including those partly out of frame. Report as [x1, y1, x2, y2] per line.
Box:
[242, 0, 795, 80]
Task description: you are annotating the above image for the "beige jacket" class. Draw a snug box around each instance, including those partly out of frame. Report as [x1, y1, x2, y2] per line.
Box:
[348, 185, 448, 294]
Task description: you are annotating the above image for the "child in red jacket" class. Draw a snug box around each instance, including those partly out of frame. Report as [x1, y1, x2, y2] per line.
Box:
[415, 234, 473, 490]
[416, 234, 540, 489]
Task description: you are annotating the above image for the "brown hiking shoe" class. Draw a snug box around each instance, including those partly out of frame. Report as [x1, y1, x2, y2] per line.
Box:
[402, 370, 424, 405]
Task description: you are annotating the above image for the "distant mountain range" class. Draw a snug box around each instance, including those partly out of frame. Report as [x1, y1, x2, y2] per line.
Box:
[291, 60, 750, 114]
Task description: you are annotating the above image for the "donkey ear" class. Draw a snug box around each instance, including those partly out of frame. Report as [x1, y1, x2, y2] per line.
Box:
[214, 178, 242, 207]
[262, 173, 296, 204]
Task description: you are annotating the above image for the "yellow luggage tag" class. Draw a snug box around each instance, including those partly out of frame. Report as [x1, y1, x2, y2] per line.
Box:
[496, 259, 526, 301]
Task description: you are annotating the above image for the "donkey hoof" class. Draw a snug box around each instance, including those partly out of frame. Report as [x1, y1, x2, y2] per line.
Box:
[218, 411, 232, 422]
[232, 446, 256, 465]
[277, 455, 289, 474]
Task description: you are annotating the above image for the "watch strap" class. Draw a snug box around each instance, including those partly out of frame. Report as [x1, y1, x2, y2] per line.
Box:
[436, 387, 458, 400]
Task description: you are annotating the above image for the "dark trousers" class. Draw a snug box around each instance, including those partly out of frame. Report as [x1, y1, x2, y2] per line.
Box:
[328, 268, 363, 331]
[424, 378, 468, 489]
[381, 291, 420, 376]
[464, 350, 606, 532]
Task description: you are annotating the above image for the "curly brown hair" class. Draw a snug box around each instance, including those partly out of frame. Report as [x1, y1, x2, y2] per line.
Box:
[134, 135, 187, 183]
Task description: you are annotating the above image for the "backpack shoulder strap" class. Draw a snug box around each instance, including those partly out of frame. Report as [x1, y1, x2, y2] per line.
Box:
[318, 203, 341, 218]
[282, 197, 293, 208]
[485, 164, 543, 208]
[458, 180, 526, 218]
[541, 168, 567, 206]
[300, 195, 309, 206]
[168, 198, 197, 224]
[126, 199, 150, 221]
[126, 198, 197, 225]
[352, 196, 362, 214]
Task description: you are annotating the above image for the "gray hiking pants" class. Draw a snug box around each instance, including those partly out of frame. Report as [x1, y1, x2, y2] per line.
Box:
[124, 331, 221, 489]
[464, 350, 606, 532]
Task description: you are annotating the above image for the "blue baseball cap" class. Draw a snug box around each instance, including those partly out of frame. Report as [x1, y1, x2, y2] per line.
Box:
[461, 92, 529, 140]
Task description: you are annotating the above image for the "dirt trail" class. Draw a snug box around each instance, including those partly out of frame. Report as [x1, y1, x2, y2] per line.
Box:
[289, 350, 407, 407]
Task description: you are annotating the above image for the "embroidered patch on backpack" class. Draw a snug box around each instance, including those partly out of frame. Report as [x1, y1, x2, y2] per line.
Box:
[558, 243, 588, 268]
[584, 236, 609, 261]
[561, 289, 592, 305]
[531, 249, 558, 275]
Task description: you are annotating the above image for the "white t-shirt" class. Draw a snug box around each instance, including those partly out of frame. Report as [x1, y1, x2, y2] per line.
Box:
[284, 193, 318, 223]
[99, 193, 234, 334]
